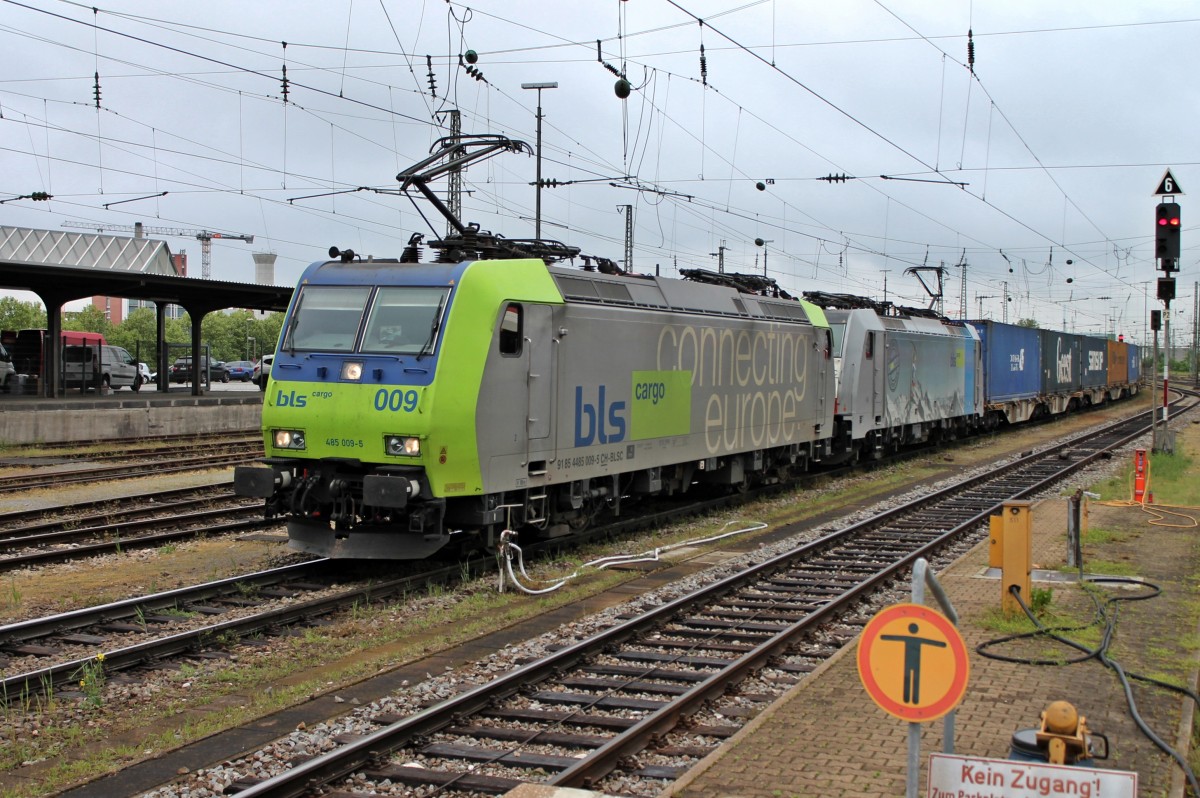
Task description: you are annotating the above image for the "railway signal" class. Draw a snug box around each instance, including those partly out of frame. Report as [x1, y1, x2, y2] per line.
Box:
[1158, 277, 1176, 302]
[1150, 164, 1182, 453]
[1156, 202, 1181, 267]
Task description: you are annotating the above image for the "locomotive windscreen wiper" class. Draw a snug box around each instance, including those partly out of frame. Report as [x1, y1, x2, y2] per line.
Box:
[284, 315, 298, 355]
[416, 292, 447, 360]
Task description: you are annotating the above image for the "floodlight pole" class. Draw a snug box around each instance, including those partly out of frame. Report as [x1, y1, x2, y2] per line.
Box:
[522, 81, 558, 240]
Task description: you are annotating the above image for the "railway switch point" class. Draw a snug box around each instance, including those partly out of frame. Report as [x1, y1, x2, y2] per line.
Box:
[1000, 501, 1033, 617]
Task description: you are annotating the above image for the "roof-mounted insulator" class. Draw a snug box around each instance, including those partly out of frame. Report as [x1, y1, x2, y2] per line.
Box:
[401, 233, 424, 263]
[281, 42, 289, 103]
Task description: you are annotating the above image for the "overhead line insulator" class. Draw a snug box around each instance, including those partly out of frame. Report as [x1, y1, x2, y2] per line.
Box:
[596, 40, 624, 78]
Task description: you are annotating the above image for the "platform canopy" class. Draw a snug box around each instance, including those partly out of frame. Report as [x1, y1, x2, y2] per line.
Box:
[0, 225, 292, 311]
[0, 225, 177, 276]
[0, 225, 294, 396]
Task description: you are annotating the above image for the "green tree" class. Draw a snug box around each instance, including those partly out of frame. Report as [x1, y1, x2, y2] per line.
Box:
[0, 296, 47, 331]
[63, 305, 114, 338]
[248, 313, 284, 358]
[1016, 318, 1039, 329]
[104, 308, 285, 365]
[200, 310, 258, 362]
[107, 307, 182, 363]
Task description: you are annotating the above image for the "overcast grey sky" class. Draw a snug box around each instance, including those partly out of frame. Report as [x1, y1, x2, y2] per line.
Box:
[1, 0, 1196, 342]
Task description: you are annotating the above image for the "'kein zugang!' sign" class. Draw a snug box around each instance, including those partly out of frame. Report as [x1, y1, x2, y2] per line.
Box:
[928, 753, 1135, 798]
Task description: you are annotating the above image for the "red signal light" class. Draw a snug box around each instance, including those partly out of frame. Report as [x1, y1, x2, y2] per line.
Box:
[1155, 202, 1182, 263]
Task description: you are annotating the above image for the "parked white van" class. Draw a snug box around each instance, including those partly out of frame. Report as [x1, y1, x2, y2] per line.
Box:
[63, 345, 143, 392]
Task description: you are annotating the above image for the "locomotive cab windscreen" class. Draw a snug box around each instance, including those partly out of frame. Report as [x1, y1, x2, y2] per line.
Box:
[284, 284, 451, 356]
[362, 287, 450, 356]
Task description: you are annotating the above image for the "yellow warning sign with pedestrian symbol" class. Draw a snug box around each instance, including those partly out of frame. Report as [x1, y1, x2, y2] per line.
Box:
[857, 603, 969, 722]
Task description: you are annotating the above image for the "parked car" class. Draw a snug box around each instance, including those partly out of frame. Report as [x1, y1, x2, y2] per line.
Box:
[138, 362, 153, 384]
[225, 360, 256, 382]
[169, 356, 229, 384]
[253, 354, 273, 391]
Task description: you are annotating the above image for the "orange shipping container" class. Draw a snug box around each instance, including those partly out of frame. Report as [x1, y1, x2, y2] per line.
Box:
[1107, 340, 1128, 384]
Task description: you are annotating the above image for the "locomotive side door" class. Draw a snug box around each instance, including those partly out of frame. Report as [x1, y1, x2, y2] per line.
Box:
[869, 331, 884, 424]
[524, 304, 555, 446]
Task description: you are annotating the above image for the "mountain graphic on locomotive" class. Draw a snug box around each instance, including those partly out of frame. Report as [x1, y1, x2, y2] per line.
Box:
[234, 136, 1140, 560]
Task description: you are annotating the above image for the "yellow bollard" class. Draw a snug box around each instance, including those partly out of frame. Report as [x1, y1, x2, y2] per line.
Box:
[1000, 501, 1033, 617]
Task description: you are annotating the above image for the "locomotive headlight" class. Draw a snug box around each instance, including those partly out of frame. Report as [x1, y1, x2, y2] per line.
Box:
[385, 435, 421, 456]
[340, 360, 364, 381]
[273, 429, 306, 450]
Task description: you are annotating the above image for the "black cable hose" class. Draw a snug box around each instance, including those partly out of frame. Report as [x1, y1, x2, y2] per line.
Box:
[977, 580, 1200, 796]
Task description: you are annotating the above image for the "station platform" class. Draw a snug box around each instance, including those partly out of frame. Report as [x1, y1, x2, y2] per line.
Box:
[0, 385, 261, 445]
[663, 483, 1200, 797]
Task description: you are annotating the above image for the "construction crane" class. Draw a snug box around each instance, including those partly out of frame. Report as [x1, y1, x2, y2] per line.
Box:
[62, 221, 254, 280]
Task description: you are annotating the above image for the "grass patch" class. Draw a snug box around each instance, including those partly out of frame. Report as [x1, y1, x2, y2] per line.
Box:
[1148, 448, 1197, 502]
[1091, 444, 1196, 505]
[1080, 526, 1129, 546]
[1081, 559, 1140, 577]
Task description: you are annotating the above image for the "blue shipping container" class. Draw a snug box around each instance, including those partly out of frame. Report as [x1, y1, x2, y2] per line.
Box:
[1128, 344, 1141, 384]
[1080, 336, 1108, 388]
[969, 320, 1042, 402]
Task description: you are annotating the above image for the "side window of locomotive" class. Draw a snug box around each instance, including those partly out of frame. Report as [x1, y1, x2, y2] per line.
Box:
[829, 324, 845, 357]
[865, 331, 875, 359]
[286, 286, 371, 351]
[499, 303, 522, 356]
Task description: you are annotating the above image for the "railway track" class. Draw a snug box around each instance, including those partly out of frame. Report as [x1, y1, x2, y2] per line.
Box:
[0, 430, 261, 463]
[219, 398, 1189, 798]
[0, 560, 360, 701]
[0, 481, 786, 706]
[0, 486, 269, 570]
[0, 445, 263, 493]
